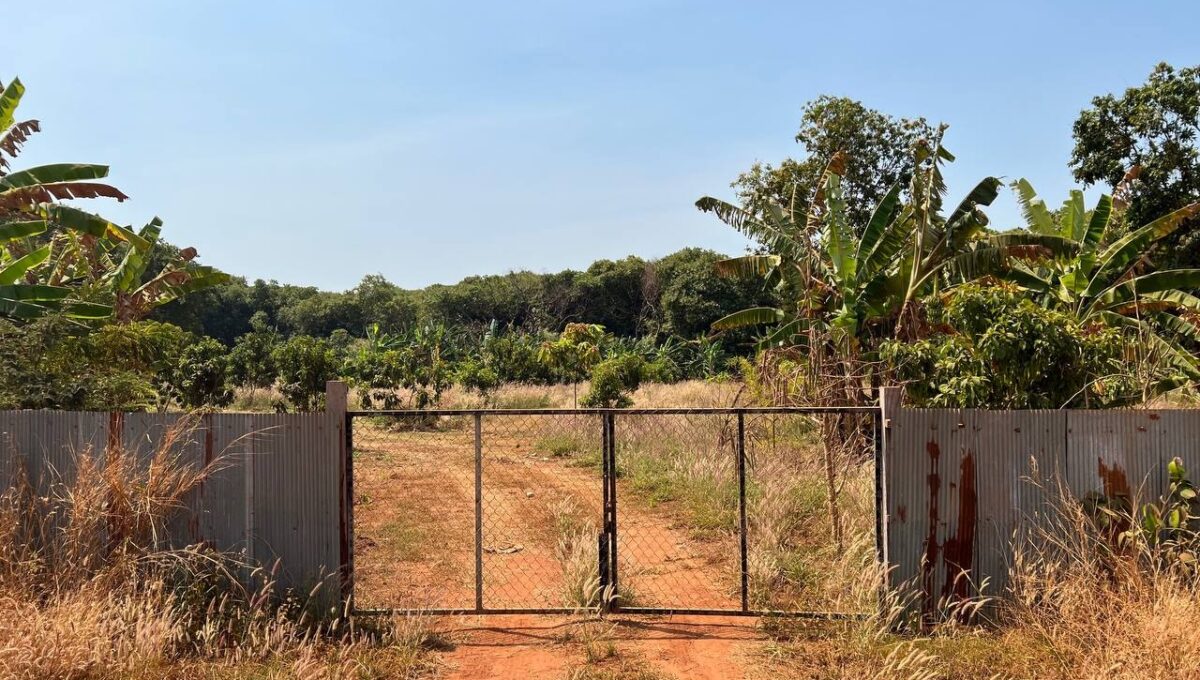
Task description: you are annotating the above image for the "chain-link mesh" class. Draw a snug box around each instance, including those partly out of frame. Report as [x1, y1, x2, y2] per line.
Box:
[350, 409, 877, 614]
[481, 414, 603, 609]
[351, 414, 476, 610]
[743, 412, 878, 613]
[612, 413, 741, 610]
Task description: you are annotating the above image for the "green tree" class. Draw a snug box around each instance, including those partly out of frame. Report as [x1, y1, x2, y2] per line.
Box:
[171, 337, 234, 409]
[882, 284, 1128, 408]
[277, 289, 362, 338]
[1070, 63, 1200, 267]
[970, 180, 1200, 394]
[272, 335, 339, 411]
[653, 248, 767, 339]
[229, 312, 280, 388]
[700, 142, 1024, 350]
[0, 77, 226, 321]
[354, 274, 419, 333]
[539, 323, 604, 405]
[733, 96, 931, 228]
[424, 271, 542, 329]
[581, 354, 645, 408]
[573, 257, 649, 337]
[0, 318, 192, 410]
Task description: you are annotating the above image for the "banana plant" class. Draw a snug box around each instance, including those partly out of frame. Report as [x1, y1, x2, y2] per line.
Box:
[0, 77, 226, 322]
[696, 138, 1054, 351]
[0, 76, 128, 320]
[982, 180, 1200, 385]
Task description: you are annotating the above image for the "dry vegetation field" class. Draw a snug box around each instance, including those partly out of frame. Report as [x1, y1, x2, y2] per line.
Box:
[3, 381, 1200, 679]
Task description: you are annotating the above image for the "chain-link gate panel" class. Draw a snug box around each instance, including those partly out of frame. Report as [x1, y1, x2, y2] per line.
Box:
[611, 412, 741, 611]
[742, 411, 879, 614]
[348, 407, 879, 617]
[480, 413, 603, 610]
[350, 414, 477, 611]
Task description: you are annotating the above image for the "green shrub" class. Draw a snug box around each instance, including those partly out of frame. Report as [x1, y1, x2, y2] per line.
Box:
[272, 336, 339, 411]
[534, 434, 585, 458]
[455, 358, 501, 399]
[171, 338, 234, 409]
[228, 312, 279, 389]
[642, 357, 681, 384]
[882, 283, 1128, 408]
[580, 354, 644, 408]
[0, 318, 193, 411]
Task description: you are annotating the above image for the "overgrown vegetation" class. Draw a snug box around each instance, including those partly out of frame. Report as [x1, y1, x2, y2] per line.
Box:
[0, 421, 441, 678]
[5, 56, 1200, 679]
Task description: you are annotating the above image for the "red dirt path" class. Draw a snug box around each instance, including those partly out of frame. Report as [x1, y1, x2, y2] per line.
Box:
[436, 614, 763, 680]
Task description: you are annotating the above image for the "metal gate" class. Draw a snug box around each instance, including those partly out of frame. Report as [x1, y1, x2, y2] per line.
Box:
[346, 407, 880, 617]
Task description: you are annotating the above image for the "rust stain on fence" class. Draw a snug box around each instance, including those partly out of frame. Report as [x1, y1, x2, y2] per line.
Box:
[890, 407, 1200, 622]
[921, 439, 941, 621]
[941, 452, 976, 603]
[1098, 458, 1131, 499]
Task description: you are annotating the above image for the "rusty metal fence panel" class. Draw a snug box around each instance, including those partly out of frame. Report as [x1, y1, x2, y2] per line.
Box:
[886, 406, 1200, 619]
[0, 409, 341, 599]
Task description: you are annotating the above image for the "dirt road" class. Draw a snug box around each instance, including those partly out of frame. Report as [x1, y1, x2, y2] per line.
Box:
[435, 614, 762, 680]
[353, 420, 738, 611]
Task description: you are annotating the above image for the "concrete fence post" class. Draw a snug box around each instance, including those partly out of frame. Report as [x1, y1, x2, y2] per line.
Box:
[325, 381, 352, 607]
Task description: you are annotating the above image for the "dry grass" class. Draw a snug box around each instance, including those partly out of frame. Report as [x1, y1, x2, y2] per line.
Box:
[997, 479, 1200, 678]
[550, 496, 604, 609]
[22, 381, 1200, 679]
[0, 419, 440, 679]
[375, 379, 748, 412]
[557, 620, 668, 680]
[231, 379, 746, 413]
[757, 473, 1200, 679]
[609, 410, 876, 613]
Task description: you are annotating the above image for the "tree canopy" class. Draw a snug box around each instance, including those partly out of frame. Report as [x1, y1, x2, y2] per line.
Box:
[733, 96, 931, 229]
[1071, 62, 1200, 268]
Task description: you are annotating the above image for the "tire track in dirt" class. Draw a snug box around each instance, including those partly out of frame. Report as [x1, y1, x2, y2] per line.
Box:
[356, 424, 737, 610]
[436, 614, 759, 680]
[355, 422, 757, 678]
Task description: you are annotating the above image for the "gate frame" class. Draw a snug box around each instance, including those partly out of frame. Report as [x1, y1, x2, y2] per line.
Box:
[343, 405, 883, 619]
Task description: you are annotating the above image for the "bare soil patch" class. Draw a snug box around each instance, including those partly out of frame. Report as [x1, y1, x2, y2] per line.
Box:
[433, 614, 762, 680]
[353, 419, 736, 610]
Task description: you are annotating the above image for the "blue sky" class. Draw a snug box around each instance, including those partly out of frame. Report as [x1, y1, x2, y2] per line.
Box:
[7, 1, 1198, 290]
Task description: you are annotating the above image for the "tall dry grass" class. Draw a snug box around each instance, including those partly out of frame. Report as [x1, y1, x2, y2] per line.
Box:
[998, 477, 1200, 678]
[0, 420, 438, 679]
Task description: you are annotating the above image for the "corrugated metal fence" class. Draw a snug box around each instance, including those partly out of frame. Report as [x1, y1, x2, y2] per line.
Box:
[884, 394, 1200, 616]
[0, 383, 349, 602]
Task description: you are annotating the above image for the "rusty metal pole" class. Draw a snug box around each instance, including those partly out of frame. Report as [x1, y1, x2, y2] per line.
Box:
[737, 411, 749, 612]
[474, 413, 484, 612]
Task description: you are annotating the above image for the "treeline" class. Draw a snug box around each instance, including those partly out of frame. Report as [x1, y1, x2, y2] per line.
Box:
[150, 247, 769, 346]
[0, 247, 770, 412]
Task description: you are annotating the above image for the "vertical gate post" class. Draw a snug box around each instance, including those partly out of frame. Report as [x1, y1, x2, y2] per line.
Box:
[737, 412, 749, 612]
[877, 387, 901, 597]
[327, 380, 352, 608]
[474, 414, 484, 612]
[608, 412, 619, 602]
[598, 414, 610, 608]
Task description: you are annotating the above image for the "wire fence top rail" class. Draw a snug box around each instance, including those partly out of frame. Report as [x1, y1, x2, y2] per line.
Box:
[347, 405, 881, 417]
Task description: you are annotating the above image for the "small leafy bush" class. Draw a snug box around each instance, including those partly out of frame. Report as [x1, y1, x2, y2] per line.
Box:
[272, 335, 339, 411]
[882, 283, 1127, 408]
[171, 337, 234, 409]
[1085, 456, 1200, 572]
[581, 354, 644, 408]
[455, 358, 501, 399]
[228, 312, 279, 389]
